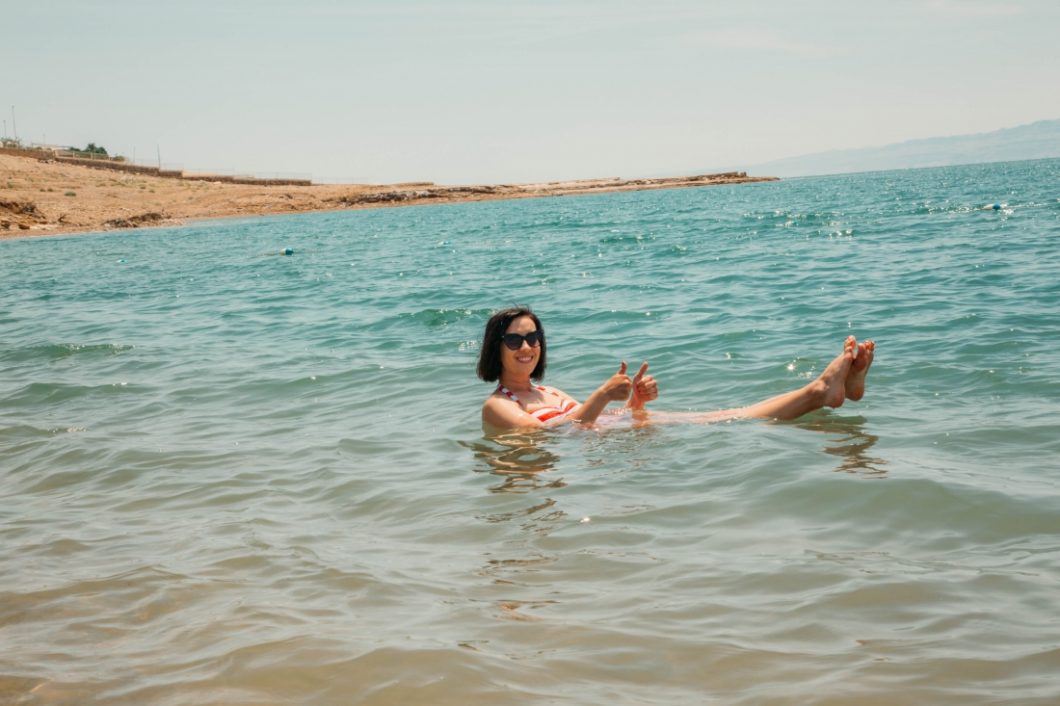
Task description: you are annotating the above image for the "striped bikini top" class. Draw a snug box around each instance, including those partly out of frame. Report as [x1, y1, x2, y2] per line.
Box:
[496, 384, 578, 423]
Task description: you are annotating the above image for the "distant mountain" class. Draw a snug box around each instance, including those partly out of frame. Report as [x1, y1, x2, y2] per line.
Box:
[746, 119, 1060, 178]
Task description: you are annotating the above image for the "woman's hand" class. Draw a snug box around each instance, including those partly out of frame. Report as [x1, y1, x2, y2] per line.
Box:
[600, 361, 634, 402]
[568, 362, 635, 426]
[628, 361, 658, 410]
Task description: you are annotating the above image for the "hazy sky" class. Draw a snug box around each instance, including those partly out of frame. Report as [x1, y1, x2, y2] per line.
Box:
[7, 0, 1059, 184]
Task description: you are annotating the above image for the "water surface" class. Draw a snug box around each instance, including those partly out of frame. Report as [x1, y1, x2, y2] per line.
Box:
[2, 159, 1059, 705]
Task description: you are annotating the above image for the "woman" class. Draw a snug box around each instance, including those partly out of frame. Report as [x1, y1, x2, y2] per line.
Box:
[477, 307, 874, 432]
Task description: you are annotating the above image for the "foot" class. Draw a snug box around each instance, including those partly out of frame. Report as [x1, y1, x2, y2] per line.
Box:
[845, 339, 875, 402]
[818, 338, 855, 409]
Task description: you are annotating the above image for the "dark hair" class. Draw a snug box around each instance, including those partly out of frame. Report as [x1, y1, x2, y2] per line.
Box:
[476, 307, 547, 382]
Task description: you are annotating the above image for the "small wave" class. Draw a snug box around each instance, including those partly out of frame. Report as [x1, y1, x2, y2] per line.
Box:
[391, 307, 494, 329]
[1, 342, 134, 364]
[0, 423, 87, 440]
[7, 380, 140, 406]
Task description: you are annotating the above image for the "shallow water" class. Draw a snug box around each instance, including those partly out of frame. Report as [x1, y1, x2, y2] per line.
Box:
[2, 159, 1059, 705]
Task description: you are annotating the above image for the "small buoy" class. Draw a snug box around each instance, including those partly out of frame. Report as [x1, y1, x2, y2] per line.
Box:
[282, 247, 294, 256]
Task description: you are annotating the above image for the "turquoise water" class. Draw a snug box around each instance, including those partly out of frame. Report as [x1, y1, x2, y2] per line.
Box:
[2, 159, 1059, 705]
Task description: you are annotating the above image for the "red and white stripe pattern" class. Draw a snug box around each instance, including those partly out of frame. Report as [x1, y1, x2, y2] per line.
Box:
[496, 385, 578, 422]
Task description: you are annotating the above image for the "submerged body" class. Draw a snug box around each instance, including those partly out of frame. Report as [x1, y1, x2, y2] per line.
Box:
[478, 307, 875, 434]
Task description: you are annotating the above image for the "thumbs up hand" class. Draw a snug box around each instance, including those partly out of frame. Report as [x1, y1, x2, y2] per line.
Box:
[600, 361, 633, 402]
[629, 361, 658, 409]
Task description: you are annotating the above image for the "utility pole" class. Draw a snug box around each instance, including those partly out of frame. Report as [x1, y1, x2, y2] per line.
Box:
[10, 106, 16, 142]
[156, 144, 161, 169]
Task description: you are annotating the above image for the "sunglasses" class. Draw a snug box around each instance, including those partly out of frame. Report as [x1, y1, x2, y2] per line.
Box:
[501, 331, 544, 350]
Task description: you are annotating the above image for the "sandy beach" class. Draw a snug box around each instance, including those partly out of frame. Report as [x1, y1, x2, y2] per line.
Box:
[1, 152, 775, 239]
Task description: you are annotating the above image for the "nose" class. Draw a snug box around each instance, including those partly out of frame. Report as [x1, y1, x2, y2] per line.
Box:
[518, 339, 533, 351]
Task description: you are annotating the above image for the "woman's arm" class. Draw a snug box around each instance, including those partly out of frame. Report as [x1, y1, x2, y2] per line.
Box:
[482, 396, 545, 431]
[482, 364, 633, 431]
[569, 362, 633, 425]
[482, 390, 587, 431]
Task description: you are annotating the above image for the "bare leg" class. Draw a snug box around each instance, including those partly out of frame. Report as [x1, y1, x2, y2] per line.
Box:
[738, 337, 856, 421]
[845, 339, 875, 401]
[621, 338, 872, 427]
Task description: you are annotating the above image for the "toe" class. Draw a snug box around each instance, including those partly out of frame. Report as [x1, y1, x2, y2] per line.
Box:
[845, 336, 857, 358]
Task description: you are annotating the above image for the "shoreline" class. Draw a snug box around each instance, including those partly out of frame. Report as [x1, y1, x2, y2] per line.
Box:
[1, 153, 776, 240]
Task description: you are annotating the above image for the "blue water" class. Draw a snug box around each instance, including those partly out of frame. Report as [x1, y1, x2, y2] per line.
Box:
[2, 159, 1059, 705]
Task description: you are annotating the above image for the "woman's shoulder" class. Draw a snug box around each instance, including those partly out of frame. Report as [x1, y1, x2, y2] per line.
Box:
[481, 390, 538, 429]
[483, 389, 516, 408]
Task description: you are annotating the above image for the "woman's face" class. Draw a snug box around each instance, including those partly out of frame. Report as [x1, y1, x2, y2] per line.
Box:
[500, 315, 541, 376]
